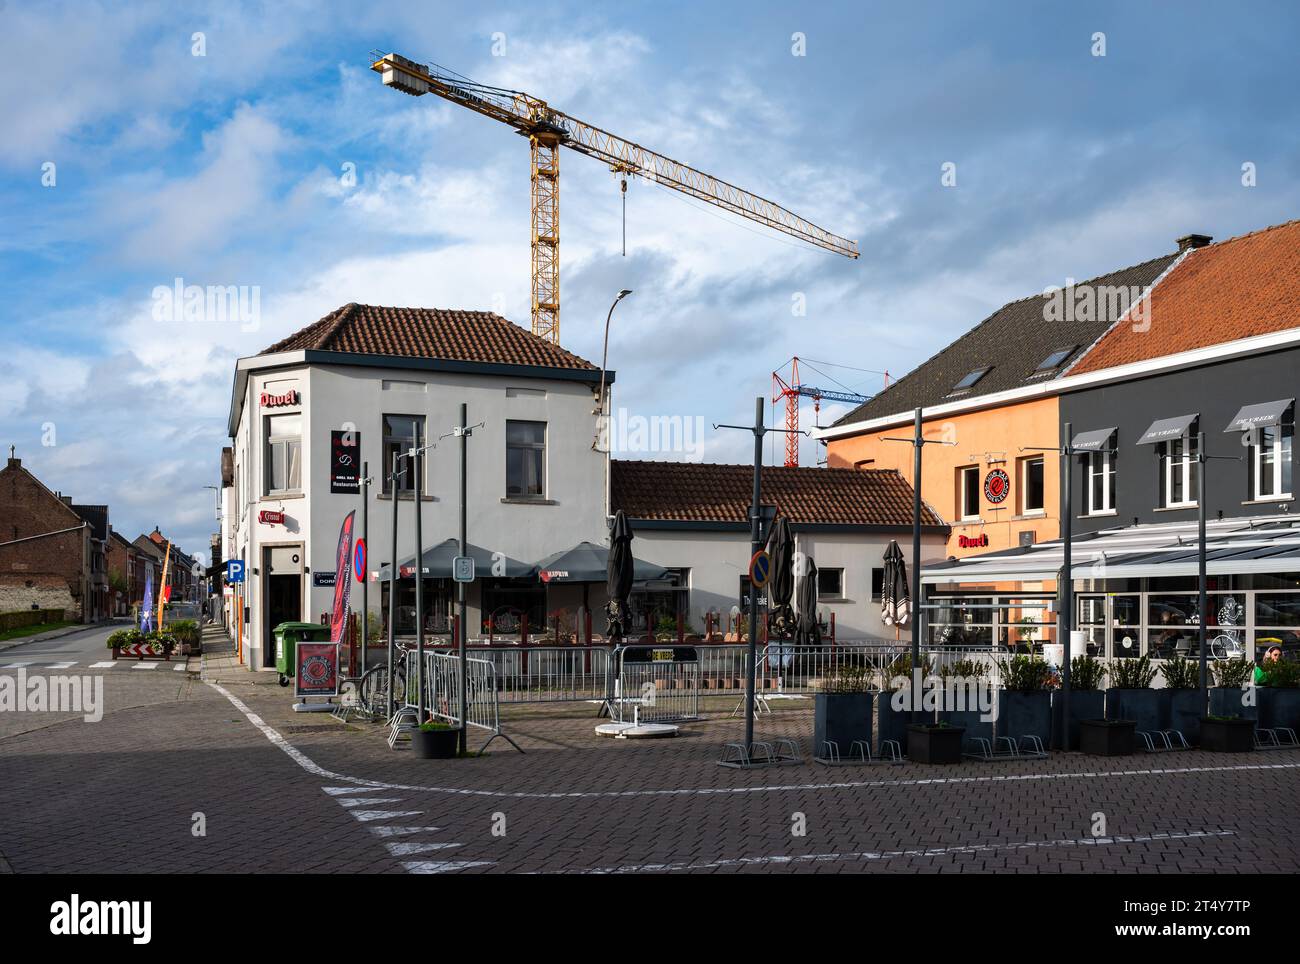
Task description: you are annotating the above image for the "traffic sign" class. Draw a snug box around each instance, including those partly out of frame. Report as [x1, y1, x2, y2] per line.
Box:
[226, 560, 245, 584]
[354, 539, 367, 583]
[452, 555, 475, 583]
[748, 549, 771, 589]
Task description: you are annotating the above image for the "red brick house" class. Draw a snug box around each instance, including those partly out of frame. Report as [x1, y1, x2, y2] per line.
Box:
[0, 451, 98, 622]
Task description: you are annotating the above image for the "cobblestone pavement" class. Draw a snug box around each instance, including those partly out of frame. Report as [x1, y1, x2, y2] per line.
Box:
[2, 630, 1298, 873]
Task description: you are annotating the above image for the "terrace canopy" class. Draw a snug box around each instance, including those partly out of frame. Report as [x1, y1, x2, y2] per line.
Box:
[534, 541, 668, 584]
[377, 538, 535, 581]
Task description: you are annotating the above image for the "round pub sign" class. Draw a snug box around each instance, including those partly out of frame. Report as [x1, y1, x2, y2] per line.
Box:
[984, 468, 1010, 505]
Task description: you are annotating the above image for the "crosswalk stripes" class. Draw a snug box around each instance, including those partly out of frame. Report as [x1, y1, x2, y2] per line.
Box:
[321, 785, 493, 872]
[131, 662, 161, 670]
[0, 659, 188, 671]
[46, 661, 76, 669]
[89, 661, 119, 669]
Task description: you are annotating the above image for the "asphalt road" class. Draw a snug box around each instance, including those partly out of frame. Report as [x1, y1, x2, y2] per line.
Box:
[0, 621, 120, 665]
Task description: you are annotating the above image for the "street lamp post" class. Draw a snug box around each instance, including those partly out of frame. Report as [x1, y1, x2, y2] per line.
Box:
[593, 289, 633, 452]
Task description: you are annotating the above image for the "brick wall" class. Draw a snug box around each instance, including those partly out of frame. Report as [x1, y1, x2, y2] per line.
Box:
[0, 459, 91, 621]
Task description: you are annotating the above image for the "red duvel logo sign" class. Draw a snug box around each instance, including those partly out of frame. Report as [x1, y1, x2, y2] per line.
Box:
[260, 389, 299, 408]
[983, 469, 1010, 504]
[958, 533, 990, 549]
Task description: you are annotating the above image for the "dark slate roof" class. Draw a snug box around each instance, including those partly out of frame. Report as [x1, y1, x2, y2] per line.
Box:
[262, 303, 597, 372]
[834, 251, 1180, 424]
[70, 504, 109, 542]
[611, 460, 943, 529]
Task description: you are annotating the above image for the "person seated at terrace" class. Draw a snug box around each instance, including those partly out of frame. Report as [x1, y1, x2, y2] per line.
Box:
[1254, 645, 1283, 686]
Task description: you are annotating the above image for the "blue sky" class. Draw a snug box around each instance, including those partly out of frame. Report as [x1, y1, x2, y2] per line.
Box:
[2, 0, 1298, 560]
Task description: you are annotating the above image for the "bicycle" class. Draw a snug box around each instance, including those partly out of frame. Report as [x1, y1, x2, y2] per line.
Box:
[353, 641, 413, 720]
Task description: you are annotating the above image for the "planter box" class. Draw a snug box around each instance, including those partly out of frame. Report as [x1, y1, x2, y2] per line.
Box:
[1079, 719, 1136, 756]
[1168, 690, 1205, 744]
[877, 690, 914, 753]
[906, 725, 965, 764]
[1199, 717, 1255, 753]
[1257, 688, 1300, 732]
[814, 692, 874, 757]
[1053, 689, 1105, 750]
[996, 690, 1052, 747]
[1106, 688, 1169, 734]
[411, 727, 459, 759]
[937, 684, 995, 750]
[1209, 687, 1256, 721]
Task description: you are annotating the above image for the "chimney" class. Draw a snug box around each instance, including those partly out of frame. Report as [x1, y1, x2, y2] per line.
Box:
[1176, 233, 1213, 253]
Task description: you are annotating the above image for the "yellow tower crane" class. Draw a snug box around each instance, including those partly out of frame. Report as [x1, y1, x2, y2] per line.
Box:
[372, 52, 859, 344]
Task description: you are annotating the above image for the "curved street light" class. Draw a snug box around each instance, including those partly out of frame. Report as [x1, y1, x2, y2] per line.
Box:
[594, 289, 633, 451]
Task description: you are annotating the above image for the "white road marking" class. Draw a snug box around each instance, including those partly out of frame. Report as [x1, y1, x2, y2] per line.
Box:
[323, 786, 385, 796]
[206, 681, 1300, 801]
[90, 661, 119, 669]
[174, 663, 188, 671]
[386, 842, 462, 856]
[132, 662, 160, 670]
[367, 826, 443, 837]
[338, 797, 403, 808]
[3, 662, 32, 668]
[575, 830, 1239, 874]
[46, 661, 76, 669]
[402, 860, 493, 874]
[349, 810, 424, 822]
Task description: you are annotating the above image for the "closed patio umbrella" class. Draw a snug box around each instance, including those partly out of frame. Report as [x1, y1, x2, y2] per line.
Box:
[796, 557, 822, 647]
[766, 516, 795, 639]
[881, 540, 910, 630]
[605, 510, 635, 644]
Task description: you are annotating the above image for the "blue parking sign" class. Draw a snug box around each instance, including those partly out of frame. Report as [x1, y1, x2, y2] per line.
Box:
[226, 559, 245, 584]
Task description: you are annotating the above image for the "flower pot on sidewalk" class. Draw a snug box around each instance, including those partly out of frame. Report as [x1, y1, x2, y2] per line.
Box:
[1079, 718, 1135, 756]
[906, 724, 965, 764]
[411, 726, 459, 760]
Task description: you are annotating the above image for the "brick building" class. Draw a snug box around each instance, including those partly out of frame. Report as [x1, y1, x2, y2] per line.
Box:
[0, 451, 98, 622]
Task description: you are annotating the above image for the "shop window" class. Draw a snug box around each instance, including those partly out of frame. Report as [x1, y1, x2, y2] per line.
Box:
[959, 465, 980, 520]
[382, 414, 425, 495]
[631, 567, 691, 633]
[1086, 450, 1115, 514]
[1158, 434, 1198, 508]
[1020, 456, 1045, 515]
[817, 568, 844, 599]
[506, 420, 546, 498]
[264, 414, 302, 495]
[1250, 424, 1293, 501]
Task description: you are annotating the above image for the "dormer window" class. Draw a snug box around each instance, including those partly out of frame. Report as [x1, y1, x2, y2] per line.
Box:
[952, 367, 991, 391]
[1035, 346, 1077, 372]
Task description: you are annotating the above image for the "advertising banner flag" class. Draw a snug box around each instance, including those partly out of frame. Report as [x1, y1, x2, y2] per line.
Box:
[329, 511, 357, 644]
[140, 566, 154, 632]
[157, 541, 171, 630]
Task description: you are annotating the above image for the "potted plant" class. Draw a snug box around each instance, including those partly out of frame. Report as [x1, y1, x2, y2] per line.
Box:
[411, 721, 459, 759]
[813, 666, 875, 760]
[1161, 657, 1203, 744]
[1055, 655, 1107, 750]
[936, 658, 994, 749]
[1255, 655, 1300, 732]
[1209, 659, 1256, 721]
[906, 721, 966, 764]
[995, 655, 1053, 747]
[1199, 715, 1255, 753]
[1079, 718, 1136, 756]
[877, 653, 930, 752]
[1105, 655, 1165, 735]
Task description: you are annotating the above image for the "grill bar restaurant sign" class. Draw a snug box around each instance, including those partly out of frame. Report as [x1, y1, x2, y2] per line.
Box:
[330, 430, 361, 494]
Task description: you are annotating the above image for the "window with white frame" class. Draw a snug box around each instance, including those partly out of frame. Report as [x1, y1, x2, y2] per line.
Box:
[1251, 424, 1293, 500]
[1086, 450, 1115, 514]
[1159, 434, 1198, 508]
[959, 465, 980, 520]
[1020, 456, 1045, 514]
[264, 414, 302, 494]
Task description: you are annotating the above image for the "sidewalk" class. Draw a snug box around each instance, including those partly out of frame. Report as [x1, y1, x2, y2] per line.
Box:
[197, 623, 279, 685]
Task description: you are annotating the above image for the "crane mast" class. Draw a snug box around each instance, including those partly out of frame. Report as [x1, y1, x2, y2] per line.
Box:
[372, 52, 859, 344]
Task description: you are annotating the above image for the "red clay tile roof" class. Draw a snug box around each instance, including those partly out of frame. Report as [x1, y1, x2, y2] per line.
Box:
[611, 460, 943, 528]
[1072, 219, 1300, 374]
[261, 303, 597, 371]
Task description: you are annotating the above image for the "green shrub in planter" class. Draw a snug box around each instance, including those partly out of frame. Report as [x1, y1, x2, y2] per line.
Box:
[1106, 655, 1167, 734]
[1256, 657, 1300, 731]
[995, 656, 1053, 746]
[814, 668, 875, 758]
[1209, 660, 1257, 721]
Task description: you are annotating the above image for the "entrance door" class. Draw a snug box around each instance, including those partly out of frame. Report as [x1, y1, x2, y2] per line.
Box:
[263, 546, 303, 668]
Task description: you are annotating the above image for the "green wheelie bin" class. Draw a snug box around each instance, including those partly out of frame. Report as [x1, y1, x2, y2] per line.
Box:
[274, 621, 331, 687]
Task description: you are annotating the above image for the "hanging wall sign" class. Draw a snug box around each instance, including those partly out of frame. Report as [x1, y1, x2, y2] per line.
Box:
[983, 469, 1010, 505]
[330, 430, 361, 494]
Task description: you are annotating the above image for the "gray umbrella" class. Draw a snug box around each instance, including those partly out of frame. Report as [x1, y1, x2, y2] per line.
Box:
[605, 510, 634, 644]
[377, 538, 534, 581]
[766, 516, 795, 639]
[535, 540, 666, 584]
[796, 557, 822, 646]
[881, 540, 910, 628]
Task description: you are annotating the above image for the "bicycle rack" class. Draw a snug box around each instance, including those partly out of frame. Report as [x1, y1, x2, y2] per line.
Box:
[1255, 727, 1299, 750]
[814, 738, 903, 766]
[964, 734, 1048, 762]
[718, 738, 802, 769]
[387, 705, 419, 749]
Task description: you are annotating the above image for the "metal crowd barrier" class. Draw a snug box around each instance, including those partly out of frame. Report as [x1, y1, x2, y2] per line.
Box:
[610, 645, 701, 723]
[467, 645, 611, 704]
[422, 651, 522, 753]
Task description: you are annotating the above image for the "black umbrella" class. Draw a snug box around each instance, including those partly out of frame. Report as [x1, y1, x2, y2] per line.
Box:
[796, 556, 822, 646]
[605, 511, 635, 644]
[766, 516, 795, 639]
[882, 540, 910, 631]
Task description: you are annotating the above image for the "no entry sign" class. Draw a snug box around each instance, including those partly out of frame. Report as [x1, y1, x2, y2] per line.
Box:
[354, 539, 367, 583]
[749, 549, 771, 589]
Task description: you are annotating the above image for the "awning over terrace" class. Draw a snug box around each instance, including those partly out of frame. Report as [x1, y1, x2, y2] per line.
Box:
[923, 514, 1300, 585]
